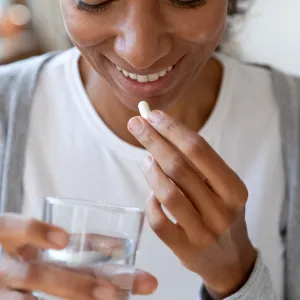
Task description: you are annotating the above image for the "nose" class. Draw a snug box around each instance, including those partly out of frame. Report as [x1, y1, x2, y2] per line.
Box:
[114, 5, 172, 70]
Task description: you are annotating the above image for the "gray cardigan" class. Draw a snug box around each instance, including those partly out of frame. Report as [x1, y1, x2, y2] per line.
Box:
[0, 53, 300, 300]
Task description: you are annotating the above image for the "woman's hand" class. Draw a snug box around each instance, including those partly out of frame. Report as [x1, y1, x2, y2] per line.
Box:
[128, 111, 257, 299]
[0, 214, 158, 299]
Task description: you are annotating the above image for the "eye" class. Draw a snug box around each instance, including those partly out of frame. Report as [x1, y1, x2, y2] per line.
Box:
[75, 0, 115, 12]
[75, 0, 207, 13]
[169, 0, 207, 8]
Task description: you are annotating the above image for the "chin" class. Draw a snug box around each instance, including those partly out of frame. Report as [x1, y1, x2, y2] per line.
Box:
[113, 86, 184, 113]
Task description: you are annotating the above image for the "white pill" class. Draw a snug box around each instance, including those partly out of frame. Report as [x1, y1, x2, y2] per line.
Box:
[138, 101, 151, 119]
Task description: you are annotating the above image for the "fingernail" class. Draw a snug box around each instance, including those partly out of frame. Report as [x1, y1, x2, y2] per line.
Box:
[142, 156, 153, 171]
[47, 231, 69, 248]
[149, 111, 163, 123]
[93, 286, 115, 300]
[128, 118, 144, 134]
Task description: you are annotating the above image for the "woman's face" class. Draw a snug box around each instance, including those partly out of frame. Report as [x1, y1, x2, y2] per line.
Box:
[60, 0, 227, 111]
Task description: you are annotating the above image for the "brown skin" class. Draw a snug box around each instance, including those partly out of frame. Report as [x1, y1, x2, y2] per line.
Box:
[0, 15, 24, 38]
[0, 0, 255, 299]
[0, 214, 158, 299]
[60, 0, 226, 147]
[59, 0, 256, 298]
[128, 112, 257, 298]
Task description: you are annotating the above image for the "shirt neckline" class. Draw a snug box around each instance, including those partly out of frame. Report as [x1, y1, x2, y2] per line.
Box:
[68, 49, 148, 161]
[200, 52, 236, 141]
[66, 48, 236, 161]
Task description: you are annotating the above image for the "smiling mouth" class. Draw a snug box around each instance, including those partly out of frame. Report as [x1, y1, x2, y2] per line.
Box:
[114, 64, 175, 83]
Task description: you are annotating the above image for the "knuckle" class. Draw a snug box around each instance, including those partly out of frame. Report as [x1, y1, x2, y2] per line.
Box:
[227, 181, 248, 206]
[226, 186, 239, 203]
[213, 214, 232, 234]
[224, 186, 241, 204]
[166, 119, 180, 132]
[164, 155, 186, 179]
[24, 218, 39, 234]
[160, 188, 178, 209]
[186, 135, 208, 158]
[143, 132, 156, 149]
[24, 218, 48, 241]
[149, 214, 168, 236]
[239, 182, 249, 203]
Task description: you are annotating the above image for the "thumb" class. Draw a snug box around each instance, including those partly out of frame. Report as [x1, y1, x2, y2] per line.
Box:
[133, 269, 158, 295]
[92, 263, 158, 295]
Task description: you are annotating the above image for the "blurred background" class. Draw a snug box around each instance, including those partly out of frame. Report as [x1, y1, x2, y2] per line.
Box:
[0, 0, 299, 76]
[0, 0, 69, 64]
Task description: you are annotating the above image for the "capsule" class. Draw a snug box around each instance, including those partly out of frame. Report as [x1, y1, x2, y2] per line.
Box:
[138, 101, 151, 119]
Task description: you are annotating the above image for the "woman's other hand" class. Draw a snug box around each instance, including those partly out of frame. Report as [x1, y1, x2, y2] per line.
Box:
[0, 214, 157, 299]
[128, 111, 257, 299]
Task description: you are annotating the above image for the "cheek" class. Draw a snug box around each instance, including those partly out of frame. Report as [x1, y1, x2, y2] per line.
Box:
[60, 1, 115, 48]
[166, 1, 227, 45]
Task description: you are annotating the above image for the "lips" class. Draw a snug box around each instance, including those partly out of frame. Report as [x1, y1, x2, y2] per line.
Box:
[106, 56, 185, 99]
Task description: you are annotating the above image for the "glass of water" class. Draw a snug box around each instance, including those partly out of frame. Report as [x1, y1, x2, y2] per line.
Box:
[35, 197, 145, 300]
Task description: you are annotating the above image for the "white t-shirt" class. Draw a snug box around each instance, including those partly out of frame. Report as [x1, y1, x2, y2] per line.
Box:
[23, 48, 285, 299]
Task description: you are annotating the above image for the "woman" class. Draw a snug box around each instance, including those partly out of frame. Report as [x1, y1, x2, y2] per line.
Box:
[0, 0, 300, 299]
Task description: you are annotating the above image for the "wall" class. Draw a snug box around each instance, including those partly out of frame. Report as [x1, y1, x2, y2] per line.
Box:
[223, 0, 300, 76]
[26, 0, 69, 51]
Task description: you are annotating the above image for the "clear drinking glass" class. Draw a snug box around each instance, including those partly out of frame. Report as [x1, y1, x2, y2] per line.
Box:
[35, 197, 145, 300]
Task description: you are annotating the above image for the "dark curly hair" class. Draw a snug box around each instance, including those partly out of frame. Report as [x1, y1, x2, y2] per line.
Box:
[228, 0, 239, 15]
[216, 0, 240, 49]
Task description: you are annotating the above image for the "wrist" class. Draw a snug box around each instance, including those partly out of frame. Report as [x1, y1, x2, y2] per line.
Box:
[204, 245, 257, 299]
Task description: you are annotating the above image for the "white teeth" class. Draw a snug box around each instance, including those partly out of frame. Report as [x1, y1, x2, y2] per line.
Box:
[159, 70, 167, 77]
[149, 73, 160, 82]
[116, 65, 174, 83]
[122, 70, 129, 77]
[129, 73, 137, 80]
[137, 75, 149, 83]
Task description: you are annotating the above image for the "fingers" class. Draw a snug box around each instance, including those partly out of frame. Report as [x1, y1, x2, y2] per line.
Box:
[0, 255, 115, 300]
[92, 264, 158, 296]
[146, 194, 188, 249]
[146, 195, 215, 260]
[128, 113, 245, 235]
[87, 234, 126, 251]
[0, 216, 157, 299]
[142, 156, 211, 236]
[15, 245, 39, 262]
[128, 117, 218, 217]
[0, 254, 157, 299]
[132, 269, 158, 295]
[0, 214, 69, 251]
[145, 157, 232, 235]
[146, 111, 248, 206]
[69, 233, 126, 258]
